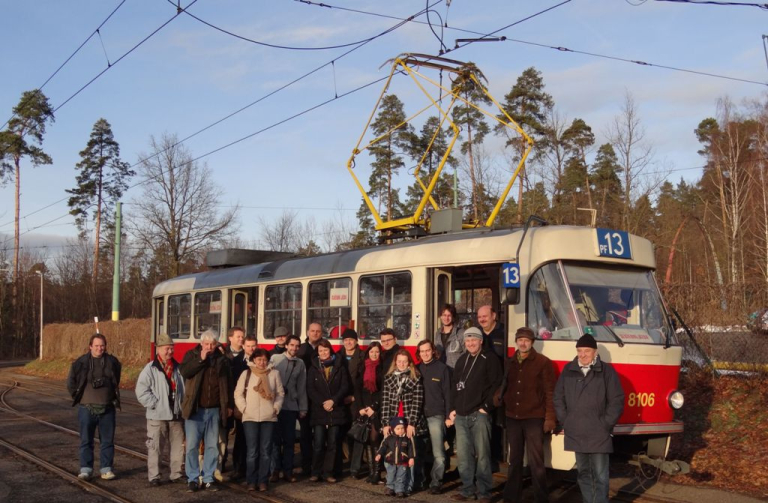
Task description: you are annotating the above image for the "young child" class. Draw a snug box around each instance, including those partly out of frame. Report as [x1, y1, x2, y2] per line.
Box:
[376, 417, 415, 498]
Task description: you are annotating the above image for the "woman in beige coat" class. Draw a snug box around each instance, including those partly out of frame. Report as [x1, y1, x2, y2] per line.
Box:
[235, 348, 284, 491]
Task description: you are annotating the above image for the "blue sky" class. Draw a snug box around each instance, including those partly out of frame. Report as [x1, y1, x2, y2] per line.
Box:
[1, 0, 766, 257]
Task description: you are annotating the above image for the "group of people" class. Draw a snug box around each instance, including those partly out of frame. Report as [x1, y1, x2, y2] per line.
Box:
[66, 302, 625, 503]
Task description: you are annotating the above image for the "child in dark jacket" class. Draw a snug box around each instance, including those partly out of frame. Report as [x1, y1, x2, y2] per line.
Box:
[376, 417, 415, 497]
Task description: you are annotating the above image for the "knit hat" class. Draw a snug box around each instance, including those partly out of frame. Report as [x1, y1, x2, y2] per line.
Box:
[274, 326, 289, 338]
[576, 333, 598, 349]
[464, 327, 483, 340]
[341, 328, 358, 340]
[155, 333, 174, 347]
[515, 327, 536, 341]
[389, 416, 408, 429]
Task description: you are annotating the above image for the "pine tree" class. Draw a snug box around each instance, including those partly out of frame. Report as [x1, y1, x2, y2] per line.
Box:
[590, 143, 623, 227]
[495, 67, 553, 223]
[0, 89, 55, 312]
[404, 116, 459, 214]
[67, 118, 134, 283]
[451, 63, 491, 222]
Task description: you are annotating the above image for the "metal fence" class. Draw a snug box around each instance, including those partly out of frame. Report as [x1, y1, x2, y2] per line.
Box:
[677, 327, 768, 376]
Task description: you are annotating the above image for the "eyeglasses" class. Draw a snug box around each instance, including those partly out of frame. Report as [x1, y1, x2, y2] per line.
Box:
[380, 338, 395, 343]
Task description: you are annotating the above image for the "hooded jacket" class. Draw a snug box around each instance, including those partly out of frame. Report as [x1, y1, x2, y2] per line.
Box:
[136, 357, 185, 420]
[307, 354, 351, 427]
[234, 364, 284, 422]
[179, 344, 234, 425]
[553, 355, 625, 453]
[67, 352, 122, 409]
[435, 324, 465, 369]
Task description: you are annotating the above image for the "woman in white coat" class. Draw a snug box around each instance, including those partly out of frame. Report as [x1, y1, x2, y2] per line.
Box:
[235, 348, 284, 492]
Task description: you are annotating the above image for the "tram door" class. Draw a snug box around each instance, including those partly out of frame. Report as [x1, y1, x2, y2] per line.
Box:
[230, 288, 258, 338]
[430, 269, 453, 340]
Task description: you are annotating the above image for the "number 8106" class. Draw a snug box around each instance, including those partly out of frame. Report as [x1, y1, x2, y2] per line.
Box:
[627, 392, 655, 407]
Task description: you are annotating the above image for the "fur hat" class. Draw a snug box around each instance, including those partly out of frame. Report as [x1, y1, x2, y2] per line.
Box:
[155, 333, 174, 347]
[274, 326, 289, 338]
[464, 327, 483, 340]
[576, 333, 598, 349]
[389, 416, 408, 429]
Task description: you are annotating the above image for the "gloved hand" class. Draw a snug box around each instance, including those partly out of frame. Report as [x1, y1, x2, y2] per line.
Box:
[543, 419, 556, 433]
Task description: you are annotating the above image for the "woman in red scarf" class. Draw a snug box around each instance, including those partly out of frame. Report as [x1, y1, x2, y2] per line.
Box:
[351, 341, 385, 484]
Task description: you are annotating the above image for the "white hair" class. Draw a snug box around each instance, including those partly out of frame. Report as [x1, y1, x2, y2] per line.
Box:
[200, 329, 218, 344]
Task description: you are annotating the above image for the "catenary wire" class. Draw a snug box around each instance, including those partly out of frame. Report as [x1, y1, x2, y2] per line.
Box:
[653, 0, 768, 8]
[0, 0, 128, 130]
[0, 1, 443, 232]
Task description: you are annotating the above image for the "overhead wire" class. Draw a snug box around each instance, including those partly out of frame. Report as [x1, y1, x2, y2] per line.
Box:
[0, 1, 444, 232]
[4, 1, 570, 237]
[0, 0, 128, 130]
[653, 0, 768, 7]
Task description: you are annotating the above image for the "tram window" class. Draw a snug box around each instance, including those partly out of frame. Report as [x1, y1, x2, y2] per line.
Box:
[308, 278, 352, 339]
[527, 264, 581, 340]
[265, 283, 303, 339]
[168, 294, 191, 339]
[155, 298, 165, 338]
[230, 287, 258, 338]
[358, 272, 411, 341]
[195, 291, 222, 338]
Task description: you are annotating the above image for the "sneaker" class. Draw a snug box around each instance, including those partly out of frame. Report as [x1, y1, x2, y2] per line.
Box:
[149, 479, 161, 487]
[187, 481, 199, 493]
[203, 481, 220, 492]
[100, 471, 116, 480]
[77, 472, 91, 481]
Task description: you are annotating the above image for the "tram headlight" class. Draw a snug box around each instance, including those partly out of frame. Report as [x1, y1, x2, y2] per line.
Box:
[668, 390, 684, 409]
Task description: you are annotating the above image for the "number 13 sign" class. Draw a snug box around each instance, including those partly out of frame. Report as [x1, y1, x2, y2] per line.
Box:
[596, 228, 632, 259]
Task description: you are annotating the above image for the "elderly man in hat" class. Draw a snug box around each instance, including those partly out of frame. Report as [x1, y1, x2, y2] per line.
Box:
[496, 327, 556, 503]
[448, 327, 503, 502]
[136, 333, 186, 486]
[553, 333, 624, 503]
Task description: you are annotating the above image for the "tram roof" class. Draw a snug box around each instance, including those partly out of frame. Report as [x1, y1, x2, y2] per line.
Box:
[152, 225, 656, 296]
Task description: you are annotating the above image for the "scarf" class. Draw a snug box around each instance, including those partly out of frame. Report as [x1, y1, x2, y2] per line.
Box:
[161, 357, 176, 392]
[320, 354, 335, 381]
[251, 365, 274, 401]
[393, 370, 409, 417]
[363, 358, 380, 393]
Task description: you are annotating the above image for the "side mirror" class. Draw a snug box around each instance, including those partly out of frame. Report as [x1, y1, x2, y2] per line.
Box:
[503, 287, 520, 305]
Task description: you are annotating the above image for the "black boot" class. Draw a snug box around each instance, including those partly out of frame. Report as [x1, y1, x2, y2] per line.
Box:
[366, 445, 382, 484]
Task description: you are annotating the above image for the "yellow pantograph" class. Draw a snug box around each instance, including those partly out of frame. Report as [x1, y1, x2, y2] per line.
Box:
[346, 53, 533, 232]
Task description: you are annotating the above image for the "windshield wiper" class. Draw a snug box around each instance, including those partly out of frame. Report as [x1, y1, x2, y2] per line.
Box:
[602, 323, 625, 348]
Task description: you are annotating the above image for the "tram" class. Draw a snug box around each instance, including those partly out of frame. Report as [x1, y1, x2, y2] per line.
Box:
[150, 221, 684, 470]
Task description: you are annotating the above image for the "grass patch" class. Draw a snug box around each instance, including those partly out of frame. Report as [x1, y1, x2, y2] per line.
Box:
[20, 358, 146, 390]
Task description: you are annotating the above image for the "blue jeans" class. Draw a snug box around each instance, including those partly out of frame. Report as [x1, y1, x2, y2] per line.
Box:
[385, 462, 410, 494]
[271, 409, 298, 475]
[575, 452, 610, 503]
[184, 407, 220, 484]
[454, 411, 493, 498]
[78, 405, 115, 475]
[244, 421, 274, 485]
[426, 415, 447, 488]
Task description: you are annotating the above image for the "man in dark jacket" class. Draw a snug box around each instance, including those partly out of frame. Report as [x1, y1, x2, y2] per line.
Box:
[554, 334, 624, 503]
[223, 327, 249, 481]
[497, 327, 556, 503]
[417, 340, 452, 494]
[180, 330, 234, 492]
[379, 328, 401, 373]
[67, 333, 121, 481]
[297, 322, 323, 475]
[270, 326, 289, 356]
[448, 327, 503, 502]
[341, 329, 365, 476]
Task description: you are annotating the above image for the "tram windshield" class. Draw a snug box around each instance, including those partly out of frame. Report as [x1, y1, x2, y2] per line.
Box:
[527, 262, 674, 345]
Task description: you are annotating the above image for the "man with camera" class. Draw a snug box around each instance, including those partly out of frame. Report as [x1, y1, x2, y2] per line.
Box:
[67, 333, 122, 481]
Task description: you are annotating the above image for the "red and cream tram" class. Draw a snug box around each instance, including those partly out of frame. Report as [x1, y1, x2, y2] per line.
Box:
[151, 223, 683, 468]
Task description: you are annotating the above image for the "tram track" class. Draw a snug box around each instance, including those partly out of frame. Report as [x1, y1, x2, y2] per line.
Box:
[0, 379, 301, 503]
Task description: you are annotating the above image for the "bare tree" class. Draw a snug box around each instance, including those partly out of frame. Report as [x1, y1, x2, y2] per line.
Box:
[607, 91, 654, 231]
[131, 133, 239, 278]
[259, 210, 300, 253]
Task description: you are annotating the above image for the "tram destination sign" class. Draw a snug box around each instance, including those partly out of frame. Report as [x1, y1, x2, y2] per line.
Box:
[330, 287, 350, 307]
[595, 228, 632, 259]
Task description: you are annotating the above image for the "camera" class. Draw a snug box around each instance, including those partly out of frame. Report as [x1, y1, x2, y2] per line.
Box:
[92, 378, 105, 389]
[456, 381, 465, 391]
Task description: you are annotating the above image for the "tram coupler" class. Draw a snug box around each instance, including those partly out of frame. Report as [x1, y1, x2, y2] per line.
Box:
[630, 455, 690, 475]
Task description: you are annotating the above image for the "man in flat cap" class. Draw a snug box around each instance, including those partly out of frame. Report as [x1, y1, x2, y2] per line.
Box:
[136, 333, 186, 486]
[448, 327, 503, 502]
[553, 333, 624, 503]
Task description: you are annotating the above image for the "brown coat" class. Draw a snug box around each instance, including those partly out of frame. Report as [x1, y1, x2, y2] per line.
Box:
[497, 348, 556, 423]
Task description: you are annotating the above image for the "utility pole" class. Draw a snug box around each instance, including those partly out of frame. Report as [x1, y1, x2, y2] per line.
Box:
[111, 202, 122, 321]
[35, 270, 43, 360]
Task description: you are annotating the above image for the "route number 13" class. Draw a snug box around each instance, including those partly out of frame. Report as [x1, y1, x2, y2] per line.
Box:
[596, 228, 632, 259]
[502, 263, 520, 288]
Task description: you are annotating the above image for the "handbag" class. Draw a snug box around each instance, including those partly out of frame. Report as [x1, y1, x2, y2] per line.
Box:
[347, 415, 372, 443]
